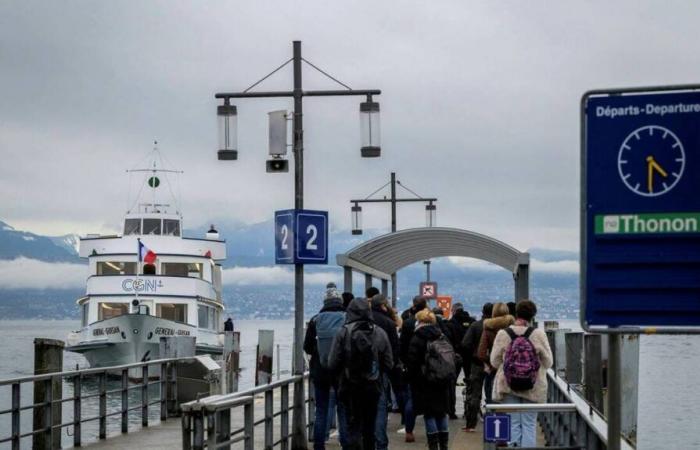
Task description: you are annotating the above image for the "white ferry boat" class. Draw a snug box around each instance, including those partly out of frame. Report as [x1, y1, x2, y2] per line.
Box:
[66, 148, 227, 367]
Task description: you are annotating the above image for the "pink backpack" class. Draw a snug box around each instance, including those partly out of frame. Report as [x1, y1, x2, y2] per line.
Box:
[503, 327, 540, 391]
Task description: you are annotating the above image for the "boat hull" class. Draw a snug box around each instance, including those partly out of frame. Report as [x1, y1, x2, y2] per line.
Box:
[66, 314, 222, 368]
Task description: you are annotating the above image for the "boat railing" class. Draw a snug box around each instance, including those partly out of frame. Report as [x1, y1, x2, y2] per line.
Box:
[181, 372, 314, 450]
[481, 369, 634, 450]
[0, 357, 195, 449]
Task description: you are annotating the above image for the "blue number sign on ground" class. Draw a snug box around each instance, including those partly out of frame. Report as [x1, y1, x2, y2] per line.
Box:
[582, 87, 700, 330]
[484, 414, 510, 443]
[275, 209, 328, 264]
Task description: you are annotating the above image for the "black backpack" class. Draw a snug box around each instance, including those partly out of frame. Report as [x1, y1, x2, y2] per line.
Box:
[423, 335, 456, 383]
[343, 321, 379, 384]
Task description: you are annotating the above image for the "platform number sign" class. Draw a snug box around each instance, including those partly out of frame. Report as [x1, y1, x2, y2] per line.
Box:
[275, 209, 328, 265]
[582, 87, 700, 331]
[484, 414, 510, 443]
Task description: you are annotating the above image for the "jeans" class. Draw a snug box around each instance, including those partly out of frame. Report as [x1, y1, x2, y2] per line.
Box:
[326, 388, 337, 439]
[314, 382, 348, 449]
[484, 371, 495, 405]
[374, 375, 390, 450]
[424, 414, 449, 434]
[502, 394, 537, 448]
[465, 364, 485, 429]
[403, 386, 416, 433]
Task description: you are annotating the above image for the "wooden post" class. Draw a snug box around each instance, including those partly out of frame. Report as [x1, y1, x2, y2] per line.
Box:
[222, 331, 241, 393]
[33, 338, 64, 450]
[255, 330, 274, 386]
[620, 334, 639, 444]
[565, 332, 584, 384]
[584, 333, 604, 412]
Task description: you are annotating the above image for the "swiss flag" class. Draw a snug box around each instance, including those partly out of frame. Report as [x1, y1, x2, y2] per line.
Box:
[138, 240, 157, 264]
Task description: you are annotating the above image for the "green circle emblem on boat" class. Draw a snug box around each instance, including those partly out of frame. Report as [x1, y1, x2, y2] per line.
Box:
[148, 176, 160, 188]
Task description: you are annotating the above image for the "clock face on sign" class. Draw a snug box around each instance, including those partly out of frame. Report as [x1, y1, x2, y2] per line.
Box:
[617, 125, 685, 197]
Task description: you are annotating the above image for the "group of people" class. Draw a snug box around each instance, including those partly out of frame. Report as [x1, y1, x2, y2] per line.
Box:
[303, 282, 553, 450]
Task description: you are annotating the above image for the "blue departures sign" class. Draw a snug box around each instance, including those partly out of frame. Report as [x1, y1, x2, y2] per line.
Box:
[582, 87, 700, 330]
[484, 414, 510, 443]
[275, 209, 328, 265]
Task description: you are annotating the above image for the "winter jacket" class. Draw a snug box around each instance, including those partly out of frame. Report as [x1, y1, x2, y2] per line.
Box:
[327, 299, 393, 392]
[461, 318, 485, 360]
[446, 310, 474, 349]
[303, 297, 345, 384]
[371, 304, 400, 370]
[490, 325, 553, 403]
[406, 324, 451, 417]
[477, 315, 515, 369]
[399, 312, 419, 365]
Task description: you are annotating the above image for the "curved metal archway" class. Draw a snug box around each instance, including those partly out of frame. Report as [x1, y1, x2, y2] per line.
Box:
[336, 227, 530, 305]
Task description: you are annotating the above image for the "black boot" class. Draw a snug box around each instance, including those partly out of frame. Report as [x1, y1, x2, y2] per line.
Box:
[438, 431, 449, 450]
[427, 432, 439, 450]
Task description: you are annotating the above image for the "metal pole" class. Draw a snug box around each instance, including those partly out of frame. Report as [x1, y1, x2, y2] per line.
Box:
[291, 39, 307, 450]
[425, 260, 431, 282]
[607, 333, 622, 450]
[390, 172, 397, 307]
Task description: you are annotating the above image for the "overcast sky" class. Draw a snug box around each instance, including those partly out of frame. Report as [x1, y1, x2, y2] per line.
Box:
[2, 1, 699, 252]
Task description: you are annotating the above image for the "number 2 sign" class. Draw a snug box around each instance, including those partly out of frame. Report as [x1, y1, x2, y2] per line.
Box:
[275, 209, 328, 264]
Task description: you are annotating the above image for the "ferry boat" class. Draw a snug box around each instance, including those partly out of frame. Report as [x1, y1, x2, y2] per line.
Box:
[66, 147, 227, 367]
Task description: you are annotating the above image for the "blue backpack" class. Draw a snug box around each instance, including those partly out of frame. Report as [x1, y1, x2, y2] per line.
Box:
[315, 311, 345, 369]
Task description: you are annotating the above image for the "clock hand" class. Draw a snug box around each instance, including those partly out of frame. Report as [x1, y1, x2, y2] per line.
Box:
[646, 156, 668, 193]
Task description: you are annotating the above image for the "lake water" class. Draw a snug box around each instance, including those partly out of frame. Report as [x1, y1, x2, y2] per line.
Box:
[0, 319, 699, 449]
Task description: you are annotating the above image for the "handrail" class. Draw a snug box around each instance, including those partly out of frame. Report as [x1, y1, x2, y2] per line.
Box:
[486, 403, 577, 412]
[0, 356, 195, 386]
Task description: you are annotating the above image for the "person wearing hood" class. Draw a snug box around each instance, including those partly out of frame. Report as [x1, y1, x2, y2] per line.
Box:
[369, 294, 399, 450]
[304, 283, 348, 449]
[461, 302, 492, 432]
[328, 298, 393, 450]
[406, 309, 452, 450]
[477, 302, 515, 405]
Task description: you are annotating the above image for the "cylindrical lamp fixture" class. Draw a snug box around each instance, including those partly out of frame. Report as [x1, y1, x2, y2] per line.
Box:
[217, 98, 238, 160]
[351, 203, 363, 235]
[360, 97, 381, 158]
[426, 202, 436, 227]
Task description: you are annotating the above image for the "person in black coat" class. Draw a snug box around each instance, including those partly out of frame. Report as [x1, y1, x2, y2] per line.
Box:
[398, 296, 428, 442]
[460, 302, 493, 431]
[406, 309, 451, 450]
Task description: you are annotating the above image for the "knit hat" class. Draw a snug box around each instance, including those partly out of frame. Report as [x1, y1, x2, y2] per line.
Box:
[432, 307, 444, 316]
[325, 282, 340, 300]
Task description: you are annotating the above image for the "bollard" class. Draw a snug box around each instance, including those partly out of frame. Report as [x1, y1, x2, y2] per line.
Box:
[583, 333, 604, 412]
[33, 338, 64, 450]
[565, 332, 584, 385]
[255, 330, 274, 386]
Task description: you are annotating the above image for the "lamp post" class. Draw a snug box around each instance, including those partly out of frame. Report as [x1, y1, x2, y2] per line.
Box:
[215, 41, 381, 450]
[350, 172, 437, 307]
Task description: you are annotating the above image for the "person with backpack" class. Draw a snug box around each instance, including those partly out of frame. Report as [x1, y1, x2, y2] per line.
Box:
[303, 284, 348, 449]
[490, 300, 552, 448]
[406, 309, 455, 450]
[398, 296, 428, 442]
[328, 298, 393, 450]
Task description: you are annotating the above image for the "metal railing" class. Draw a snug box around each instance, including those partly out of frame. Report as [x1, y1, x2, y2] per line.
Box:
[482, 370, 634, 450]
[181, 372, 313, 450]
[0, 357, 192, 449]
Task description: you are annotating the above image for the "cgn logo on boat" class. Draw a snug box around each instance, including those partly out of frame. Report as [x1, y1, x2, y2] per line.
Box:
[121, 278, 164, 292]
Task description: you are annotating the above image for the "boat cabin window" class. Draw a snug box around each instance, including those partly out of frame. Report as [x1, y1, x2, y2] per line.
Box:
[157, 303, 187, 322]
[97, 261, 137, 275]
[162, 262, 202, 278]
[98, 302, 129, 320]
[143, 219, 161, 235]
[124, 219, 141, 235]
[143, 264, 156, 275]
[198, 305, 219, 330]
[81, 303, 89, 327]
[164, 219, 181, 236]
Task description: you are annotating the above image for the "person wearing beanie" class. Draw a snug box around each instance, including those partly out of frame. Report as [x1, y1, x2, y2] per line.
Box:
[304, 284, 347, 449]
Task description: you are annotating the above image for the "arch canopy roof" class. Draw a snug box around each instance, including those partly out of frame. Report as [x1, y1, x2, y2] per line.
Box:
[336, 227, 529, 280]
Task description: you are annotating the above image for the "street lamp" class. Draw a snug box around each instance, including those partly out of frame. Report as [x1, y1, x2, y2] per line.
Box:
[215, 41, 380, 449]
[426, 201, 437, 227]
[360, 96, 381, 157]
[351, 203, 363, 235]
[217, 98, 238, 161]
[349, 172, 437, 307]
